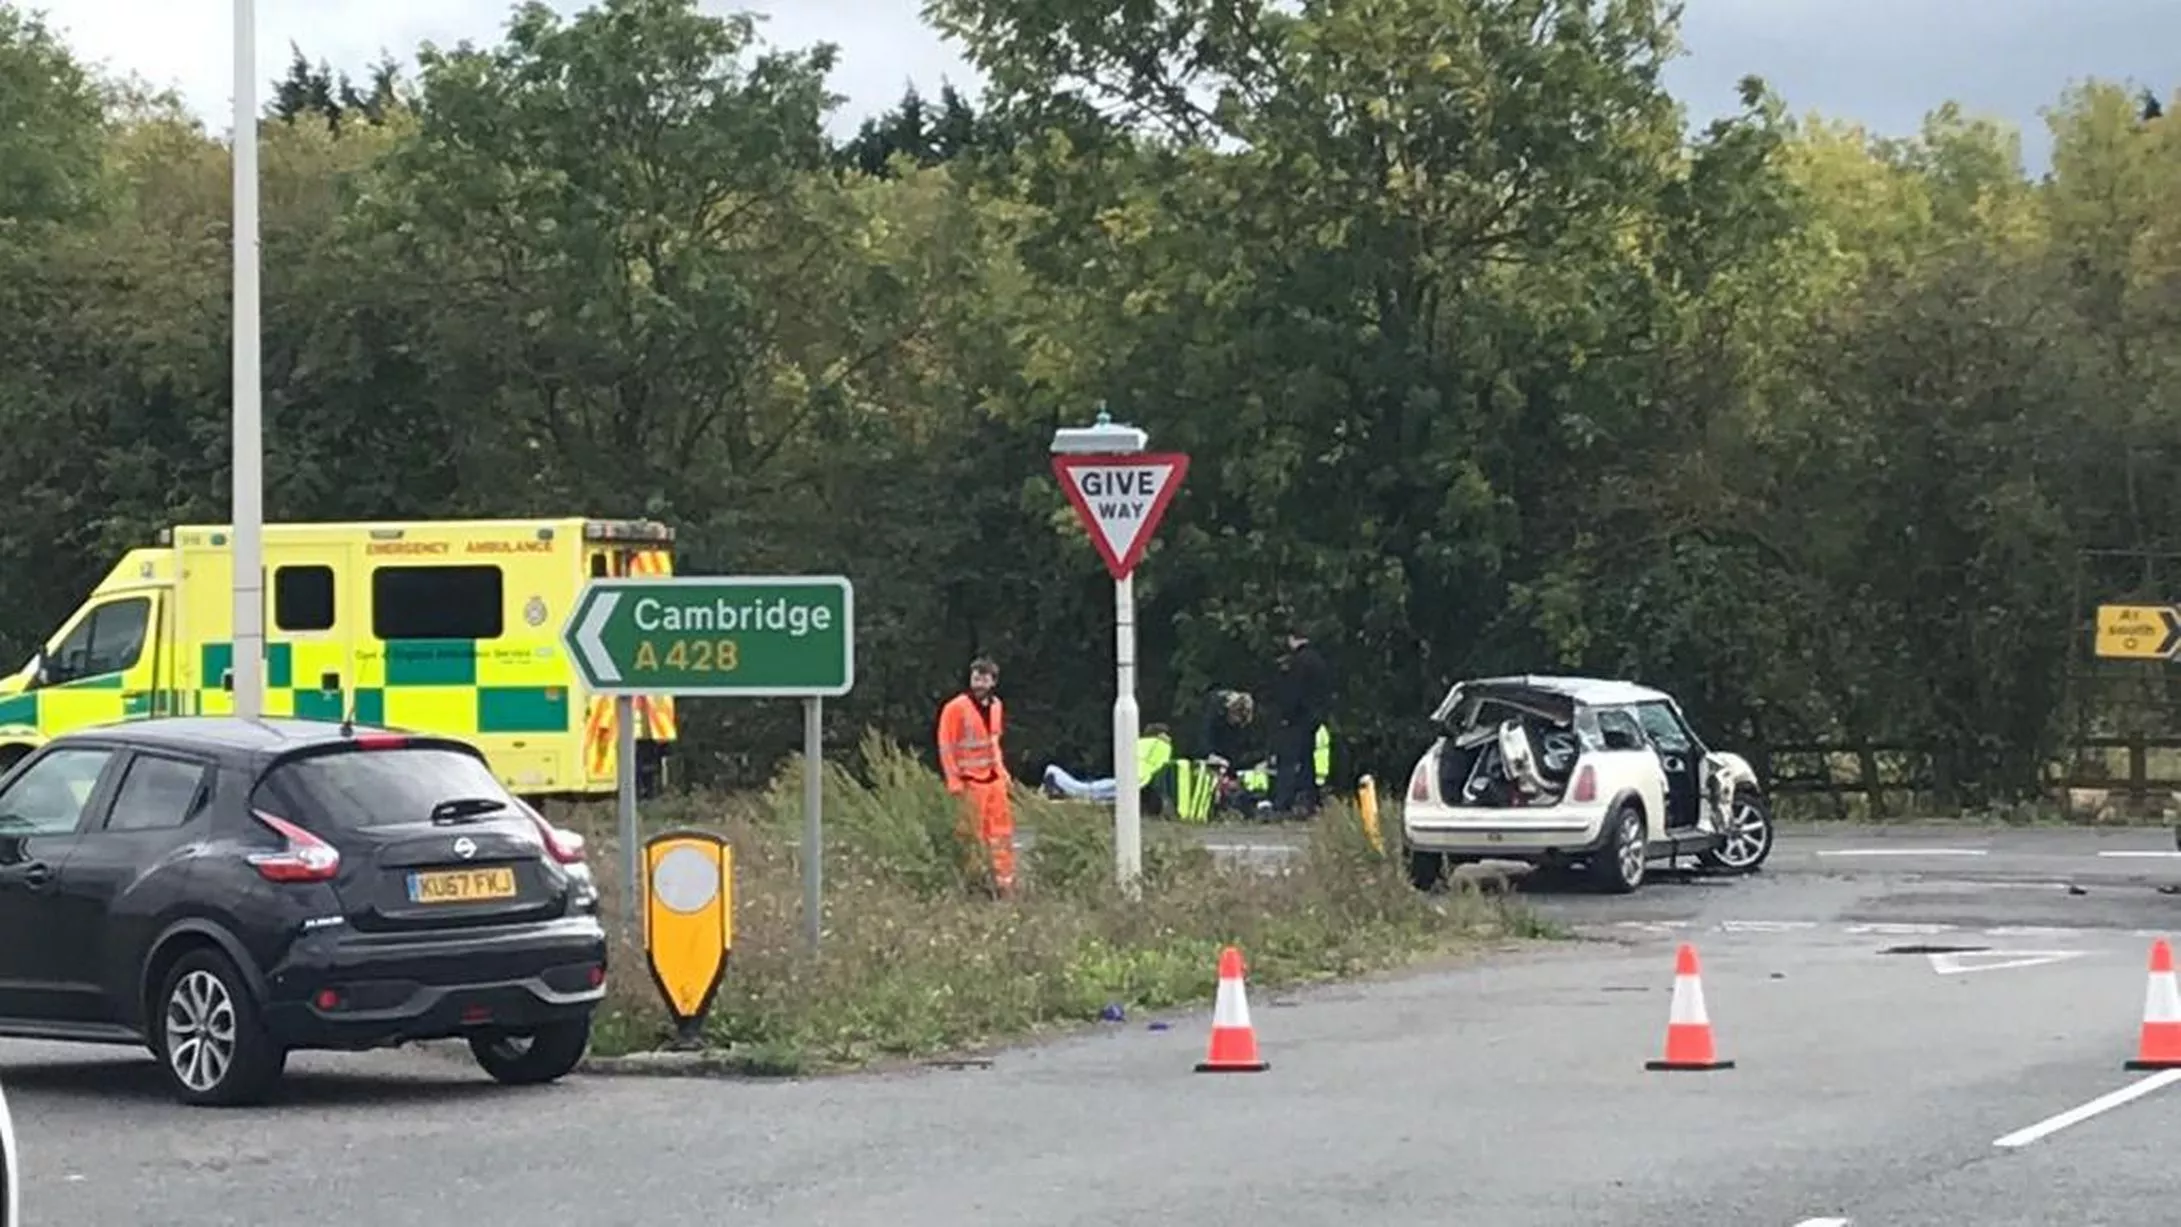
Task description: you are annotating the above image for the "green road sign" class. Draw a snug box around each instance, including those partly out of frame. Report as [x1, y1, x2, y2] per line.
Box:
[563, 576, 853, 697]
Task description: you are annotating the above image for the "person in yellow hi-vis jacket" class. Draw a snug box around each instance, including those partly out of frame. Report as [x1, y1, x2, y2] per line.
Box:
[936, 657, 1015, 897]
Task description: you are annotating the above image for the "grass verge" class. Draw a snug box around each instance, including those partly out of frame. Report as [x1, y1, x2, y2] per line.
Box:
[540, 734, 1551, 1074]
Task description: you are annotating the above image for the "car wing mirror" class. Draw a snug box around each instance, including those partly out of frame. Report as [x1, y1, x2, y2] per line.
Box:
[26, 650, 47, 688]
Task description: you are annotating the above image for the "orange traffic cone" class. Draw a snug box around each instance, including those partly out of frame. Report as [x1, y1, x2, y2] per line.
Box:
[2125, 938, 2181, 1070]
[1646, 943, 1735, 1071]
[1195, 945, 1269, 1073]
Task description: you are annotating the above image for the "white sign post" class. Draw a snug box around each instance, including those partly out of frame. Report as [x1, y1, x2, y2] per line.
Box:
[1051, 415, 1189, 896]
[1, 1072, 17, 1227]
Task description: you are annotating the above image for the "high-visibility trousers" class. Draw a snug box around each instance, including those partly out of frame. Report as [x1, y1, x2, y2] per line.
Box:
[956, 778, 1016, 895]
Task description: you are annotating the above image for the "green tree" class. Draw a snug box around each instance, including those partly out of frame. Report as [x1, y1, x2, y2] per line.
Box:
[0, 3, 106, 228]
[353, 0, 845, 519]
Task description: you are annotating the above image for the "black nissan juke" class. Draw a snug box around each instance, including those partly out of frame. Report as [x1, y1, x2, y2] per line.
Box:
[0, 717, 608, 1106]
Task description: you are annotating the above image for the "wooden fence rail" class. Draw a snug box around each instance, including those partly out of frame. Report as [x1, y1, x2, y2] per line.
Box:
[1752, 738, 2181, 814]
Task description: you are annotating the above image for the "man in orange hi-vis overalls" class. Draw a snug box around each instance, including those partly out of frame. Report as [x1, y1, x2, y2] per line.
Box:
[937, 657, 1015, 897]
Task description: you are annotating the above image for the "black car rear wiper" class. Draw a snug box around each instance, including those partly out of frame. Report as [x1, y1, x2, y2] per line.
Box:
[430, 797, 511, 825]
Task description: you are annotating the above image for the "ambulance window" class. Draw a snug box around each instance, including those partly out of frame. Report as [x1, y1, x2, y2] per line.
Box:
[49, 597, 151, 683]
[372, 565, 504, 641]
[274, 565, 336, 633]
[589, 553, 608, 577]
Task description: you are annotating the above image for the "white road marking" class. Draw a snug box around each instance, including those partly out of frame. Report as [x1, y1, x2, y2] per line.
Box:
[1793, 1218, 1851, 1226]
[1815, 848, 1987, 857]
[1926, 949, 2086, 975]
[2097, 850, 2181, 858]
[1992, 1068, 2181, 1148]
[1591, 919, 2172, 950]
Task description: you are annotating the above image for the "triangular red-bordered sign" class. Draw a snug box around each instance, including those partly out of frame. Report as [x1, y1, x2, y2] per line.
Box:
[1052, 452, 1190, 580]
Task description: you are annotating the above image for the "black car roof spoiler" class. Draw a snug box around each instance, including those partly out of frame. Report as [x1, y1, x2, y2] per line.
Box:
[254, 731, 488, 779]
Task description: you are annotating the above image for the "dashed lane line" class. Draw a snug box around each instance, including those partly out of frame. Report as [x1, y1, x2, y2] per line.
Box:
[1813, 848, 1988, 857]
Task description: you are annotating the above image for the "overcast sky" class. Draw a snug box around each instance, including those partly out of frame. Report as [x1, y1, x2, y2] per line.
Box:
[24, 1, 2179, 174]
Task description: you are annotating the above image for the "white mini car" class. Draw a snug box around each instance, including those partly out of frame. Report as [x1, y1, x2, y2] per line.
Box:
[1399, 675, 1774, 893]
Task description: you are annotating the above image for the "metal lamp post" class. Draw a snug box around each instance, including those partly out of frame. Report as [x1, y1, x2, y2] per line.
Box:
[231, 0, 265, 720]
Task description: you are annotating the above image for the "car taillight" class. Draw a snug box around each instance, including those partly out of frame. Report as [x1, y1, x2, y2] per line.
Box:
[1409, 755, 1434, 803]
[528, 809, 586, 865]
[1571, 764, 1596, 804]
[248, 810, 341, 882]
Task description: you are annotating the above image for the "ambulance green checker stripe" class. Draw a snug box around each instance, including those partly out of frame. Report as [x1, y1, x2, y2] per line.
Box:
[0, 644, 570, 736]
[0, 676, 137, 727]
[196, 641, 570, 733]
[201, 641, 498, 689]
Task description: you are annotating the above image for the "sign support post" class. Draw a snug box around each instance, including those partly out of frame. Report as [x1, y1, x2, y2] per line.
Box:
[1, 1070, 16, 1227]
[1050, 408, 1189, 896]
[616, 693, 639, 943]
[802, 696, 823, 952]
[1113, 572, 1140, 895]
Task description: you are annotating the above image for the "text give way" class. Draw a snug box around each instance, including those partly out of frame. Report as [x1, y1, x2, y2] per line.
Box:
[1052, 452, 1189, 580]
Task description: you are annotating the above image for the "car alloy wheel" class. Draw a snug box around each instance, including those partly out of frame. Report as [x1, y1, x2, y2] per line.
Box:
[1714, 796, 1771, 869]
[1616, 809, 1646, 887]
[164, 969, 238, 1095]
[153, 948, 285, 1107]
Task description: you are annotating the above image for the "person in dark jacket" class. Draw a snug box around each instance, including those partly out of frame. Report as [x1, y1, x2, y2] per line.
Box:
[1197, 687, 1259, 767]
[1268, 625, 1332, 816]
[1194, 687, 1271, 816]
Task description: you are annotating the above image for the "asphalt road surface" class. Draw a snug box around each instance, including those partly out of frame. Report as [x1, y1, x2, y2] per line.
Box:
[10, 823, 2181, 1227]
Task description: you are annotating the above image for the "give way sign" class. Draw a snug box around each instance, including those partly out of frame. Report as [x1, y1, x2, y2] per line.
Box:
[1052, 453, 1190, 580]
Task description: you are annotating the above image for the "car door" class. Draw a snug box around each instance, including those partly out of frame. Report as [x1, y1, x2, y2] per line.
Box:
[31, 594, 159, 729]
[0, 744, 124, 1021]
[1632, 700, 1703, 830]
[48, 749, 215, 1025]
[1590, 706, 1671, 825]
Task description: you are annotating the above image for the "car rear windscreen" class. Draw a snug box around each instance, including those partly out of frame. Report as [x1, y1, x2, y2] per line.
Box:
[253, 747, 516, 832]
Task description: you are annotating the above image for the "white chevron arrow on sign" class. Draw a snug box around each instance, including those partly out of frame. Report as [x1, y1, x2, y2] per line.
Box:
[573, 590, 622, 684]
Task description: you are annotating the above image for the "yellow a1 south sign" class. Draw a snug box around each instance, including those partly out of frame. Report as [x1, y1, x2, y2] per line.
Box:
[2095, 604, 2181, 660]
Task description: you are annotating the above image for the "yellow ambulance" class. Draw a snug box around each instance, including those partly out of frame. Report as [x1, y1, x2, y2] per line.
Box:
[0, 517, 678, 797]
